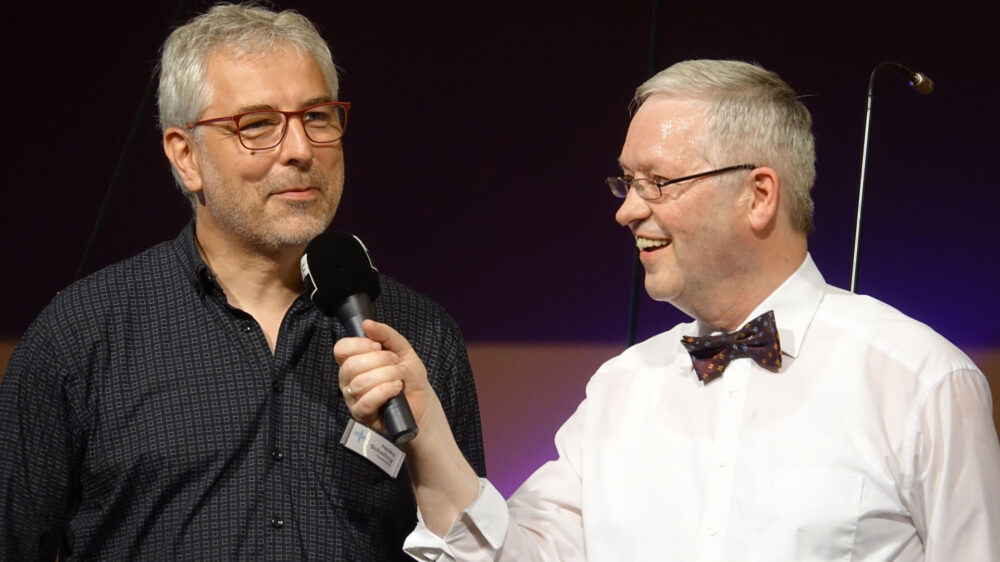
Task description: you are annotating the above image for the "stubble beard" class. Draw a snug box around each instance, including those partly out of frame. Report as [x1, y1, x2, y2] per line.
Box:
[200, 162, 343, 252]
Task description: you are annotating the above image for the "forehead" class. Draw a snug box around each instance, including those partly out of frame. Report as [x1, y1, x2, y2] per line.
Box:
[619, 95, 709, 174]
[202, 44, 330, 111]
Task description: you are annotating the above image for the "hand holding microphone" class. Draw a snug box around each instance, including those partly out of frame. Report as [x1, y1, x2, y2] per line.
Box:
[334, 319, 434, 443]
[303, 233, 484, 529]
[301, 231, 420, 443]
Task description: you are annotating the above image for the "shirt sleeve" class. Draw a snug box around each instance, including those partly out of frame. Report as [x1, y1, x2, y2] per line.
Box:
[403, 400, 588, 561]
[910, 367, 1000, 560]
[403, 478, 508, 561]
[0, 316, 85, 561]
[404, 292, 487, 477]
[434, 315, 487, 477]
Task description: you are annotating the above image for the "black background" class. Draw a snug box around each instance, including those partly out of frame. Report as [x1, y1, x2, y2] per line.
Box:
[3, 1, 997, 351]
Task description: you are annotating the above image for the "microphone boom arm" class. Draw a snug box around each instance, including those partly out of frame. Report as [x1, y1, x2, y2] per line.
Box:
[850, 61, 933, 293]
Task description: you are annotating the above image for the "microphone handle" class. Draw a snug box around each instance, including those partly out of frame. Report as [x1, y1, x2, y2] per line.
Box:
[336, 294, 419, 444]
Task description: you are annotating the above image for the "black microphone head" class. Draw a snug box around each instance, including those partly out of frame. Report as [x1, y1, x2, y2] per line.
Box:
[300, 231, 381, 315]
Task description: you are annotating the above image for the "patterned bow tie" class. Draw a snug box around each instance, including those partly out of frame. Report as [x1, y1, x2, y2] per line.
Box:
[681, 310, 782, 384]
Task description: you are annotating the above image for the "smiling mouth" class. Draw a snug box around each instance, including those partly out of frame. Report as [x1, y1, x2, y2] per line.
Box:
[635, 236, 670, 251]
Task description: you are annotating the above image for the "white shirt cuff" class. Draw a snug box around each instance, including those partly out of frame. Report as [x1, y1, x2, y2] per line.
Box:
[403, 478, 509, 561]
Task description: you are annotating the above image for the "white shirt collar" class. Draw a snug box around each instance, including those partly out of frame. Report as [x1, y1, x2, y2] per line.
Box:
[691, 253, 825, 359]
[744, 253, 824, 358]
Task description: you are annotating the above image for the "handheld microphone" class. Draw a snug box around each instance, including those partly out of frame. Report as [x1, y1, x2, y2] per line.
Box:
[301, 231, 419, 444]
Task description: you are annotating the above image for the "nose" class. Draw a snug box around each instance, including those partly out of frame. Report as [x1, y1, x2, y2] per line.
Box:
[615, 183, 651, 228]
[278, 116, 315, 167]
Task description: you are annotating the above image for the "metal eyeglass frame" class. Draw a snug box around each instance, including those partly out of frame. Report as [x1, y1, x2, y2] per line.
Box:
[607, 164, 757, 200]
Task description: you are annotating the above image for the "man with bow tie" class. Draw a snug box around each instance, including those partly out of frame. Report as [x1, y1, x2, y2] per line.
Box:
[335, 59, 1000, 560]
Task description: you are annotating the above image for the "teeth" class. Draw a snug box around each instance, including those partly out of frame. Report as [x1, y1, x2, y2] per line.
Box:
[636, 237, 669, 250]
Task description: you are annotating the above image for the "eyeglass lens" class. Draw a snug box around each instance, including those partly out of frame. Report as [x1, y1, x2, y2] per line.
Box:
[236, 104, 346, 149]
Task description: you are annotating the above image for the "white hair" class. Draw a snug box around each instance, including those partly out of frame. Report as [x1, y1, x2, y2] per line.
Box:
[636, 59, 816, 234]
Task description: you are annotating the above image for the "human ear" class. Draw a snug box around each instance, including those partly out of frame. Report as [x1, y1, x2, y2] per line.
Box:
[746, 166, 780, 232]
[162, 127, 204, 195]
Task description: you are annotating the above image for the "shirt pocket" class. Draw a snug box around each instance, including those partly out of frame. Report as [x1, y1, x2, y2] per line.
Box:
[750, 468, 863, 561]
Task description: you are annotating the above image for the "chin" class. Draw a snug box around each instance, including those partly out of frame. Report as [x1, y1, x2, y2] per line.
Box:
[643, 284, 680, 304]
[262, 215, 332, 248]
[642, 268, 680, 299]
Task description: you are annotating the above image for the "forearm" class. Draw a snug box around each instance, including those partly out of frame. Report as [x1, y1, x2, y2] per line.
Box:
[406, 394, 482, 536]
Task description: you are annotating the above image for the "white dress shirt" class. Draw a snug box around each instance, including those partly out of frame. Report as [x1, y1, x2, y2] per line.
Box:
[404, 254, 1000, 561]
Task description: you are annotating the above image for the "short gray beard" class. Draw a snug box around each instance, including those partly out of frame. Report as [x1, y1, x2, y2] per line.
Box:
[198, 158, 339, 252]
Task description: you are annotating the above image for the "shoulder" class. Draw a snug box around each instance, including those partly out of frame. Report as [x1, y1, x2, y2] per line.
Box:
[15, 241, 183, 368]
[814, 286, 979, 381]
[37, 241, 181, 330]
[373, 274, 468, 365]
[374, 274, 461, 336]
[4, 240, 183, 417]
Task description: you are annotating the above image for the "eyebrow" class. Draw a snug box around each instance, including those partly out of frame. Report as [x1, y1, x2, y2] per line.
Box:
[235, 96, 335, 113]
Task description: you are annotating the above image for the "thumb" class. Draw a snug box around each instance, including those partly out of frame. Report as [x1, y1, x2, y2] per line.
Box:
[362, 320, 417, 358]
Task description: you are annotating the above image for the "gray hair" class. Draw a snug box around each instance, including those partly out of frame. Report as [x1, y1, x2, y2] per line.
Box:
[156, 3, 339, 201]
[158, 3, 339, 132]
[635, 60, 816, 234]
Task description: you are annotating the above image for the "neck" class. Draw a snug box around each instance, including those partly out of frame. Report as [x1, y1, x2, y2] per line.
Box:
[685, 242, 807, 332]
[194, 221, 305, 351]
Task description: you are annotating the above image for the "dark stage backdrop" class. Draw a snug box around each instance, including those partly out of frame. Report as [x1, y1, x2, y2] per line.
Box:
[3, 1, 998, 493]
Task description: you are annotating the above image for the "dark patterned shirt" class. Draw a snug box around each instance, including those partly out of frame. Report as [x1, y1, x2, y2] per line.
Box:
[0, 223, 486, 561]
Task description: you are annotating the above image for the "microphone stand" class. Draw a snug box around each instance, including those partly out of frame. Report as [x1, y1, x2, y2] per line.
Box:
[626, 0, 662, 346]
[850, 61, 933, 293]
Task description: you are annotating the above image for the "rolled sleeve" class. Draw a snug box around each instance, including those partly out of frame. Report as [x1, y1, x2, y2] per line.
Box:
[404, 478, 509, 561]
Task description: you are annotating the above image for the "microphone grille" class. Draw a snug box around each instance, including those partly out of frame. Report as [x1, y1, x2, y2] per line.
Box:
[301, 231, 381, 315]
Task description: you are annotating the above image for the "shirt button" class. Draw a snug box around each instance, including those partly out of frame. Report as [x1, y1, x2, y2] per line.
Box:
[271, 449, 284, 461]
[718, 459, 729, 468]
[273, 380, 284, 393]
[271, 516, 284, 528]
[707, 525, 718, 536]
[729, 388, 741, 398]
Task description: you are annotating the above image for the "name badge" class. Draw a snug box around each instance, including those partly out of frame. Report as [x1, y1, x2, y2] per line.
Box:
[340, 419, 406, 478]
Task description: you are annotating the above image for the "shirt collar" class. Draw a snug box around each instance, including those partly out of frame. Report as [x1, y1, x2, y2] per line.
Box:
[688, 253, 824, 359]
[743, 253, 825, 358]
[171, 220, 220, 296]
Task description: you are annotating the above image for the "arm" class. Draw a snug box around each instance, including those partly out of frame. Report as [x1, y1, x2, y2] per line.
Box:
[335, 320, 481, 536]
[911, 368, 1000, 560]
[0, 319, 83, 561]
[337, 320, 589, 560]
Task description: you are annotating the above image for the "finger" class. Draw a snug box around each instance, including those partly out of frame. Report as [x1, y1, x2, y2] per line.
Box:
[361, 320, 416, 357]
[338, 350, 401, 390]
[333, 336, 382, 365]
[349, 379, 404, 424]
[342, 360, 404, 399]
[340, 349, 401, 376]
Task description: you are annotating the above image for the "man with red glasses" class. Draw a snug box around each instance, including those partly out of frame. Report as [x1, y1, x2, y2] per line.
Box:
[0, 4, 484, 560]
[336, 59, 1000, 560]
